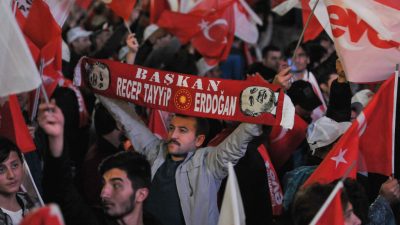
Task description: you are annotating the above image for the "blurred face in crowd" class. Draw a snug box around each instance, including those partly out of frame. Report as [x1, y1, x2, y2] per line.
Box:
[292, 47, 310, 73]
[101, 168, 136, 218]
[167, 116, 204, 161]
[344, 202, 361, 225]
[94, 30, 112, 52]
[71, 36, 92, 55]
[0, 151, 24, 196]
[319, 73, 339, 98]
[263, 50, 282, 72]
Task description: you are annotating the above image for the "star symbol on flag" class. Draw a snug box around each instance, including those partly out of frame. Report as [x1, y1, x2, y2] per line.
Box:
[199, 19, 209, 30]
[330, 148, 348, 169]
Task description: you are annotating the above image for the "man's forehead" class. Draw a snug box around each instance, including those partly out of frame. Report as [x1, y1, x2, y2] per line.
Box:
[103, 168, 129, 181]
[171, 116, 197, 128]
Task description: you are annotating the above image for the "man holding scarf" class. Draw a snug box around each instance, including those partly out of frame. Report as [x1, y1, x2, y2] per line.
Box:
[98, 95, 262, 225]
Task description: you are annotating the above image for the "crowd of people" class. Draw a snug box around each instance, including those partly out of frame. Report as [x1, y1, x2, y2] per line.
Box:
[1, 0, 399, 225]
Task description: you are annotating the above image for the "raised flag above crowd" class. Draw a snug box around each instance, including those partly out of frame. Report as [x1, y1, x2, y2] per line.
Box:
[0, 0, 41, 97]
[305, 73, 398, 186]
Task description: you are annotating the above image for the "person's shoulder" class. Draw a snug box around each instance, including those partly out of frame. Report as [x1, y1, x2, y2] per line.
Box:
[16, 192, 40, 210]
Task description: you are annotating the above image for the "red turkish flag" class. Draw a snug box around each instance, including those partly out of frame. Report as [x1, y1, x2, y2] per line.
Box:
[22, 0, 62, 97]
[148, 109, 169, 140]
[268, 114, 307, 169]
[191, 5, 235, 60]
[313, 184, 345, 225]
[357, 74, 396, 176]
[301, 0, 323, 42]
[149, 0, 171, 23]
[305, 74, 398, 186]
[304, 123, 359, 186]
[157, 4, 235, 61]
[20, 204, 65, 225]
[0, 95, 35, 153]
[105, 0, 136, 21]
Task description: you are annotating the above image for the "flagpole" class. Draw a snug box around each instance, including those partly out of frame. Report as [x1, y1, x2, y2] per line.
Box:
[392, 64, 399, 176]
[124, 20, 133, 34]
[39, 59, 50, 104]
[289, 0, 321, 82]
[308, 161, 356, 225]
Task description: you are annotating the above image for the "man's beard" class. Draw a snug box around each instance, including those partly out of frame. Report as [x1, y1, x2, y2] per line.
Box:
[103, 191, 136, 219]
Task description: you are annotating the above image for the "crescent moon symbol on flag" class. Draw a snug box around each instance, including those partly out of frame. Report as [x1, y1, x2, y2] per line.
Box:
[199, 19, 228, 43]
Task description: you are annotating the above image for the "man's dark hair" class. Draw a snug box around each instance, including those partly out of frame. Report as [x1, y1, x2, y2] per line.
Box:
[284, 41, 310, 59]
[292, 182, 349, 225]
[262, 45, 281, 59]
[99, 151, 151, 190]
[174, 114, 209, 138]
[0, 137, 23, 164]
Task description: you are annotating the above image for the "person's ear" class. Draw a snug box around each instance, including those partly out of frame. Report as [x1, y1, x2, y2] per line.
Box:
[135, 188, 149, 203]
[195, 134, 206, 147]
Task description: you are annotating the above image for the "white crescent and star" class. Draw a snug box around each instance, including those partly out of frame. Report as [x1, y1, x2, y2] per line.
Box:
[330, 148, 348, 169]
[198, 19, 228, 43]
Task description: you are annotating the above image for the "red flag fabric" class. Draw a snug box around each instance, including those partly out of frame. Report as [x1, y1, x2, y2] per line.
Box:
[191, 5, 235, 61]
[156, 11, 202, 43]
[22, 0, 63, 98]
[20, 204, 65, 225]
[105, 0, 136, 21]
[304, 123, 359, 186]
[301, 0, 323, 42]
[375, 0, 400, 10]
[0, 95, 35, 153]
[357, 74, 396, 175]
[148, 109, 169, 139]
[149, 0, 170, 23]
[305, 74, 398, 186]
[311, 183, 345, 225]
[268, 114, 307, 169]
[257, 144, 283, 216]
[76, 58, 289, 126]
[322, 0, 400, 82]
[75, 0, 93, 10]
[157, 3, 235, 61]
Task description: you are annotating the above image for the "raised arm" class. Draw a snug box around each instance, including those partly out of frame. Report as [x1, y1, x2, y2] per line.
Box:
[97, 95, 163, 163]
[38, 100, 98, 225]
[205, 123, 262, 179]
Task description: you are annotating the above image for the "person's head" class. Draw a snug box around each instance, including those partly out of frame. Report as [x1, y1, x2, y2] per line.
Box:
[67, 27, 92, 55]
[167, 114, 209, 160]
[85, 61, 111, 91]
[285, 41, 310, 73]
[292, 182, 361, 225]
[240, 86, 277, 117]
[350, 89, 374, 121]
[306, 116, 351, 159]
[262, 45, 282, 72]
[94, 103, 124, 149]
[246, 62, 276, 83]
[0, 137, 24, 196]
[99, 151, 151, 218]
[286, 80, 322, 123]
